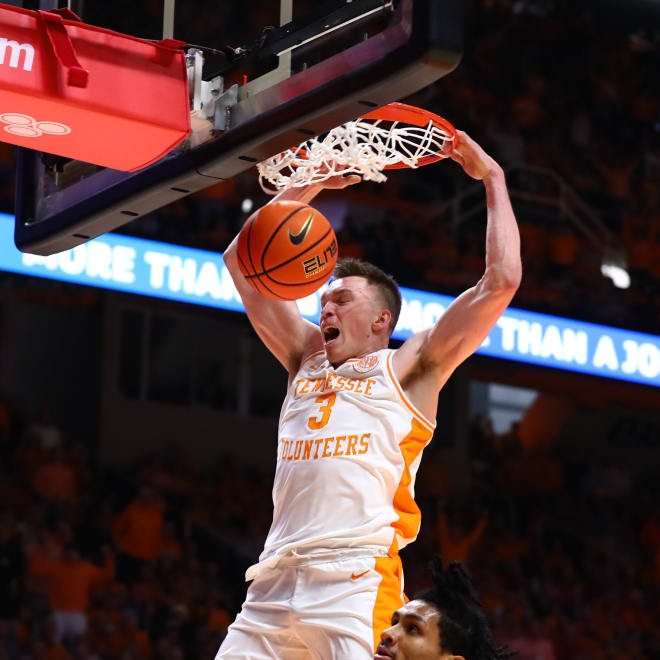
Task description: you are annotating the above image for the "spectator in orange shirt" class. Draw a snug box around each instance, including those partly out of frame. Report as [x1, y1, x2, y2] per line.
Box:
[205, 589, 231, 636]
[30, 545, 114, 643]
[436, 510, 487, 566]
[32, 448, 78, 504]
[112, 487, 164, 581]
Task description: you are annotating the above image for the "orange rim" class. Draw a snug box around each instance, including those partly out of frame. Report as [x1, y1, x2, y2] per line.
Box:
[277, 103, 457, 172]
[360, 102, 457, 169]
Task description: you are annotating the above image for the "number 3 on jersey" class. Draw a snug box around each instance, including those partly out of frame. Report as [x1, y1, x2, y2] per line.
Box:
[308, 392, 337, 430]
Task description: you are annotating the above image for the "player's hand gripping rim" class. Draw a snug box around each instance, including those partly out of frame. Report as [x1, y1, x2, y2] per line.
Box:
[448, 130, 502, 181]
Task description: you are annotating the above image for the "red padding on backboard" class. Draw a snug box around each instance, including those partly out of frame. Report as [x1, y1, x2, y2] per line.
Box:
[0, 3, 190, 172]
[37, 10, 89, 88]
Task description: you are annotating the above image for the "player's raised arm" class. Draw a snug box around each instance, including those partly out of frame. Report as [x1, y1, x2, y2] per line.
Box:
[394, 131, 522, 414]
[224, 175, 360, 374]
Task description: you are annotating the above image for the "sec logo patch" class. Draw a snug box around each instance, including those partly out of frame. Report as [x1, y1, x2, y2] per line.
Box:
[353, 354, 380, 373]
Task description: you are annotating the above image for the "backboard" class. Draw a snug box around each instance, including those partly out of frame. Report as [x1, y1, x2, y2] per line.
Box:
[13, 0, 462, 255]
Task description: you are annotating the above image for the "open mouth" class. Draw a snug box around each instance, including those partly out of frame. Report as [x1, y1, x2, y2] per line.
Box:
[374, 645, 394, 659]
[322, 326, 340, 345]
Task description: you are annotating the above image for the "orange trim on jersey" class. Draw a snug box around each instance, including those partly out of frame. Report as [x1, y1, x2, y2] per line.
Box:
[371, 551, 404, 652]
[393, 418, 433, 543]
[344, 349, 386, 364]
[385, 352, 436, 433]
[301, 351, 379, 369]
[299, 351, 326, 370]
[299, 352, 376, 376]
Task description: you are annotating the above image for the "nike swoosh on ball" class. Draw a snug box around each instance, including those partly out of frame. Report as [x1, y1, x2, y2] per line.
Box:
[288, 212, 314, 245]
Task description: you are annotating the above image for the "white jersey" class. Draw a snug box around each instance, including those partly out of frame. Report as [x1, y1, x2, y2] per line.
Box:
[247, 348, 436, 579]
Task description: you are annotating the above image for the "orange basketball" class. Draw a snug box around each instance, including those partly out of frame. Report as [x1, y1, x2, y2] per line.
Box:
[237, 200, 338, 300]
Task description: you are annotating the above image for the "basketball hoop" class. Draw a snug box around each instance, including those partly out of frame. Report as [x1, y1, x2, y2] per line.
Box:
[257, 103, 457, 194]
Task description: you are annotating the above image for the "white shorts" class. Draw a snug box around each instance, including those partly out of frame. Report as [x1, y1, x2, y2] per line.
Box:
[215, 552, 404, 660]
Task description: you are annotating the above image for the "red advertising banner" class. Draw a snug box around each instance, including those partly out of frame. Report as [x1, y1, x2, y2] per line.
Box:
[0, 4, 189, 171]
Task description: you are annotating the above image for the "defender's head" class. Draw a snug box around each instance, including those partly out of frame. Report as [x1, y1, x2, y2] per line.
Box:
[375, 557, 512, 660]
[320, 257, 401, 366]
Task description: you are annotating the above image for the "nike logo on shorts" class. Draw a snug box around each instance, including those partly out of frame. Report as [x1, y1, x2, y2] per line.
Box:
[288, 212, 314, 245]
[351, 570, 369, 580]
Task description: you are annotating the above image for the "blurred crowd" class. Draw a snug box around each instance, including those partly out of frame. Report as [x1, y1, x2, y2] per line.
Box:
[0, 398, 267, 660]
[1, 394, 659, 660]
[439, 0, 660, 333]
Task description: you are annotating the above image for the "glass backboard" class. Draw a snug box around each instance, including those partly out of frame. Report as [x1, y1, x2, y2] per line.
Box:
[13, 0, 462, 254]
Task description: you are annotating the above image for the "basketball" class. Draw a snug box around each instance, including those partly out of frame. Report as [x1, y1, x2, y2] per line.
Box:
[236, 200, 338, 300]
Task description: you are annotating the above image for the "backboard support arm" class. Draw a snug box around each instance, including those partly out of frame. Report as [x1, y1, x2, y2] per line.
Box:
[163, 0, 175, 40]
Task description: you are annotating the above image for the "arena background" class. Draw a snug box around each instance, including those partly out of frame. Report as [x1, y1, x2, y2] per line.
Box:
[0, 1, 659, 659]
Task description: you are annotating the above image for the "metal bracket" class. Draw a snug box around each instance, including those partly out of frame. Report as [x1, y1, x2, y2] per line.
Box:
[187, 49, 204, 110]
[213, 84, 239, 131]
[187, 48, 224, 120]
[163, 0, 175, 40]
[200, 77, 224, 119]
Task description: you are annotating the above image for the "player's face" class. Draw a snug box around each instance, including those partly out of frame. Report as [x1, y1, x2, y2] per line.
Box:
[320, 276, 386, 364]
[375, 601, 460, 660]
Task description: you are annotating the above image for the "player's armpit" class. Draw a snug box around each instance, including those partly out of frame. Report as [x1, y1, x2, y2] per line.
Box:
[224, 238, 323, 374]
[421, 274, 517, 378]
[393, 274, 517, 417]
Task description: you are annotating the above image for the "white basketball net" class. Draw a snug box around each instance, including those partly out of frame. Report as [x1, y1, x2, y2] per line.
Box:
[257, 117, 455, 194]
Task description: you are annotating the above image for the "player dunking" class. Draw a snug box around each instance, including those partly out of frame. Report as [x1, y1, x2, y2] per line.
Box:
[216, 132, 521, 659]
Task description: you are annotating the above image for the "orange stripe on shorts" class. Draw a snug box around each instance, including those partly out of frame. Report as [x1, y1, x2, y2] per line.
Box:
[371, 551, 404, 651]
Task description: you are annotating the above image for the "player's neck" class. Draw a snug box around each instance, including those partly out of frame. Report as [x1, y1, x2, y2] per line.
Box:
[328, 343, 387, 369]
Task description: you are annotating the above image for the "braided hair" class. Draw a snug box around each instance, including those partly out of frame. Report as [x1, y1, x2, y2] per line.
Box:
[413, 556, 514, 660]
